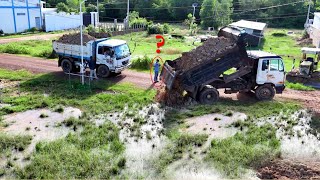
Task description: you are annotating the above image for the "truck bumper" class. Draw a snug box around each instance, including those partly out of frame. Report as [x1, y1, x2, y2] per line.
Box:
[275, 85, 285, 94]
[114, 63, 131, 73]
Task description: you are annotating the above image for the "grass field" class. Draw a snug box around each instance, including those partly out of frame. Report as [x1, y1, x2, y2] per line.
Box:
[0, 69, 155, 116]
[0, 30, 64, 39]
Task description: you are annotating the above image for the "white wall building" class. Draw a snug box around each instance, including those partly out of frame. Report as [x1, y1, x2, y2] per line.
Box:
[309, 13, 320, 48]
[0, 0, 42, 34]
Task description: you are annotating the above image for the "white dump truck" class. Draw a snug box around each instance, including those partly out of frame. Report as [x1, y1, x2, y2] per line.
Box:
[53, 38, 131, 77]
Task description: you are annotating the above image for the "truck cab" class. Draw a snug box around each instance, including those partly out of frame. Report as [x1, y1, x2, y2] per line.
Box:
[95, 39, 131, 77]
[248, 50, 286, 99]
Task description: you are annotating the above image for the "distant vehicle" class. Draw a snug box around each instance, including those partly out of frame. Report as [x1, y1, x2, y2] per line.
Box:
[287, 47, 320, 83]
[53, 38, 131, 77]
[161, 27, 286, 104]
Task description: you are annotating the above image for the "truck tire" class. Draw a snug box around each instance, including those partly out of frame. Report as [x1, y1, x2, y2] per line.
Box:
[198, 87, 219, 104]
[97, 65, 110, 78]
[255, 85, 275, 101]
[61, 59, 73, 73]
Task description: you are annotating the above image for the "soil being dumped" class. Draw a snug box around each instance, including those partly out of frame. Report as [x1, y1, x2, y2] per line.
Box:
[56, 33, 96, 45]
[157, 37, 238, 105]
[257, 159, 320, 179]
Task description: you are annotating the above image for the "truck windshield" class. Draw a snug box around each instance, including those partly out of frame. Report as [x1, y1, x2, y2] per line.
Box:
[114, 44, 130, 60]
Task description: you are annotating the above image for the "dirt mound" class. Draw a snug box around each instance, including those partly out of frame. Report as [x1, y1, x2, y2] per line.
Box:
[56, 33, 96, 45]
[297, 38, 313, 46]
[175, 37, 237, 72]
[257, 159, 320, 179]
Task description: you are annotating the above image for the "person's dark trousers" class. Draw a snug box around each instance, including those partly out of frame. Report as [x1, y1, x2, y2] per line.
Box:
[154, 71, 159, 82]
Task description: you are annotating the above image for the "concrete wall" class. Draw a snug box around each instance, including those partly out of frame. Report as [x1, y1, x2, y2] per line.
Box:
[314, 14, 320, 29]
[310, 26, 320, 48]
[0, 0, 41, 33]
[0, 8, 15, 33]
[44, 13, 81, 32]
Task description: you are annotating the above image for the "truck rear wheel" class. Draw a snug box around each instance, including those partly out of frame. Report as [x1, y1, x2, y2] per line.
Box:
[198, 87, 219, 104]
[255, 85, 275, 101]
[97, 65, 110, 78]
[61, 59, 73, 73]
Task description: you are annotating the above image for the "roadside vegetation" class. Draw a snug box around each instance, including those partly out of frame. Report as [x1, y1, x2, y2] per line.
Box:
[286, 81, 316, 91]
[0, 69, 155, 116]
[0, 40, 55, 59]
[0, 30, 64, 39]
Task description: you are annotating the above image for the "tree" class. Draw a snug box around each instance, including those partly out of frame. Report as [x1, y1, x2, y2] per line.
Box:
[56, 2, 69, 13]
[86, 4, 97, 13]
[184, 13, 198, 35]
[200, 0, 233, 29]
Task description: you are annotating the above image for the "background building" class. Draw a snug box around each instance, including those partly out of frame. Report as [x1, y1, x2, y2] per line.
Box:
[0, 0, 42, 34]
[309, 13, 320, 48]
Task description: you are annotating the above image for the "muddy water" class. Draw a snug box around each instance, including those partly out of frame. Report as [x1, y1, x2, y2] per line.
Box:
[1, 107, 82, 167]
[96, 104, 168, 179]
[277, 110, 320, 162]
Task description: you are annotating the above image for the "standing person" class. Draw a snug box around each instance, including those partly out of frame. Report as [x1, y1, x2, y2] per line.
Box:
[154, 59, 160, 83]
[89, 59, 98, 80]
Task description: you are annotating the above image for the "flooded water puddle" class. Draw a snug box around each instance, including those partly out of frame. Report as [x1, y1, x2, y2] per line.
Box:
[257, 110, 320, 163]
[1, 107, 82, 167]
[184, 112, 247, 138]
[96, 104, 168, 178]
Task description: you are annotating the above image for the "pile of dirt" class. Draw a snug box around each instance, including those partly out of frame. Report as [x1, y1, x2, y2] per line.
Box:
[175, 37, 237, 72]
[286, 71, 320, 84]
[297, 38, 313, 46]
[257, 159, 320, 179]
[56, 33, 96, 45]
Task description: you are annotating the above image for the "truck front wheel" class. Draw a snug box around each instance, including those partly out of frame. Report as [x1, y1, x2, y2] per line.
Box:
[97, 65, 110, 78]
[255, 85, 275, 101]
[61, 59, 73, 73]
[198, 87, 219, 104]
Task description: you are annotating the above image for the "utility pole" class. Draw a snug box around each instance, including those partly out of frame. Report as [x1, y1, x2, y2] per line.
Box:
[96, 0, 99, 24]
[305, 0, 311, 29]
[126, 0, 130, 28]
[80, 0, 87, 85]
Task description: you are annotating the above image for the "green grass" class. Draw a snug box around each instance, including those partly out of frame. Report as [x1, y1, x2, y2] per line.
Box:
[255, 29, 311, 72]
[0, 69, 33, 81]
[0, 40, 55, 59]
[0, 69, 156, 116]
[153, 133, 208, 173]
[16, 122, 126, 179]
[0, 30, 64, 39]
[164, 100, 300, 130]
[286, 81, 315, 91]
[0, 133, 32, 153]
[207, 124, 280, 178]
[114, 32, 200, 61]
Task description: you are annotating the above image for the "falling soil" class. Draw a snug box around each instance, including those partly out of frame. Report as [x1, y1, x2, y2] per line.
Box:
[257, 159, 320, 180]
[56, 33, 96, 45]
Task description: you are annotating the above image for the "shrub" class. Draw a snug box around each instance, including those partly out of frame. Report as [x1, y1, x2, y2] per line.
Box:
[130, 18, 148, 28]
[28, 27, 38, 33]
[271, 31, 287, 37]
[147, 23, 164, 35]
[130, 55, 152, 70]
[163, 23, 171, 34]
[0, 29, 3, 34]
[86, 25, 96, 33]
[1, 44, 29, 54]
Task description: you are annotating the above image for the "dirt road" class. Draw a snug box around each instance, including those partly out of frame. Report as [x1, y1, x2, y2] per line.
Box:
[0, 53, 319, 110]
[0, 33, 63, 44]
[0, 54, 152, 89]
